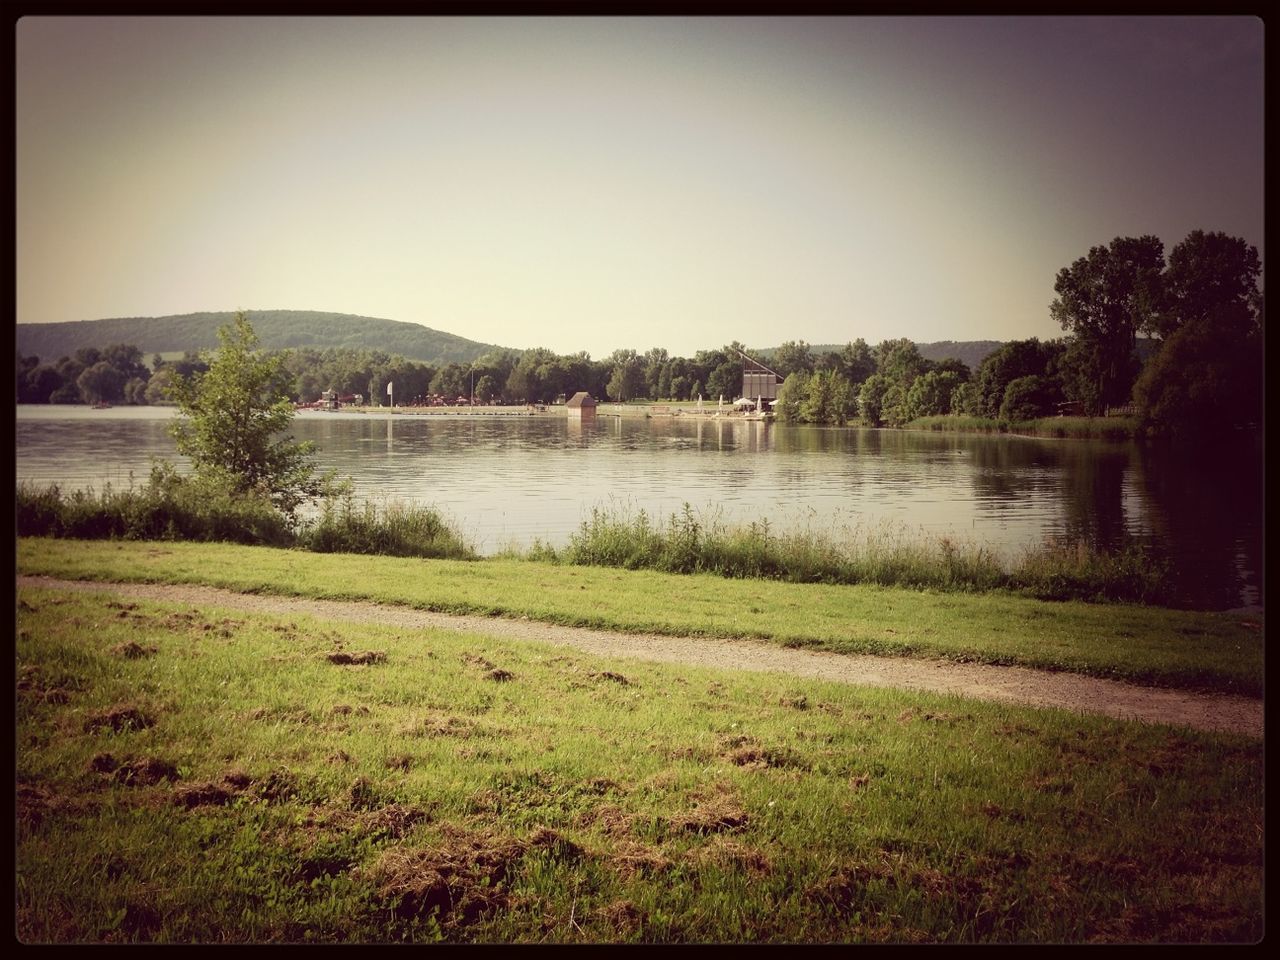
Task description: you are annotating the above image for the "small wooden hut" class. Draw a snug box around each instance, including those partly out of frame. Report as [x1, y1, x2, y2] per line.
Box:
[565, 391, 598, 421]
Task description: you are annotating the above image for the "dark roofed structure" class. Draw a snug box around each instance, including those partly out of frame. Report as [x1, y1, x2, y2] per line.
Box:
[566, 391, 598, 418]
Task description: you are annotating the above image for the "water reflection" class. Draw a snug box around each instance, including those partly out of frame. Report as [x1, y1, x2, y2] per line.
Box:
[14, 406, 1261, 609]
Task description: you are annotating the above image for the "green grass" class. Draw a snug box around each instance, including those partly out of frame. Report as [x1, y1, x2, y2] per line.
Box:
[536, 504, 1172, 605]
[17, 539, 1264, 696]
[16, 479, 476, 561]
[907, 415, 1138, 441]
[16, 585, 1263, 943]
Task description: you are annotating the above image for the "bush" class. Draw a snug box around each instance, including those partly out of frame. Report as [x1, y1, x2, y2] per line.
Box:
[16, 466, 293, 547]
[545, 505, 1175, 604]
[303, 493, 476, 560]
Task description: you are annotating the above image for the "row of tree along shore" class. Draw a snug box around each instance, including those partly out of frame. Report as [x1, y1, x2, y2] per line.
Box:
[16, 230, 1262, 442]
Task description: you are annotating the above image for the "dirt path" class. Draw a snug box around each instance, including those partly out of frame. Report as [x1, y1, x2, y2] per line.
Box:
[18, 575, 1263, 739]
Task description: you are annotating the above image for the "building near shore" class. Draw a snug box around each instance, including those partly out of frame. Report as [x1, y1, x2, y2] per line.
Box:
[566, 391, 598, 421]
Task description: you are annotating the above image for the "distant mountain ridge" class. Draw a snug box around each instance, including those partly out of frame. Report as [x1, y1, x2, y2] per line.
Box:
[15, 310, 504, 366]
[15, 311, 1157, 373]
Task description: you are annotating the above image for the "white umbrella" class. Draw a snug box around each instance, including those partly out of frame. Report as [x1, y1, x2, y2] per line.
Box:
[732, 397, 755, 408]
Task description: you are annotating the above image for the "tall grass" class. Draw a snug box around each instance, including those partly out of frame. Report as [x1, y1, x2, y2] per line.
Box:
[15, 474, 294, 547]
[305, 493, 476, 560]
[537, 505, 1171, 605]
[15, 472, 475, 561]
[908, 415, 1138, 441]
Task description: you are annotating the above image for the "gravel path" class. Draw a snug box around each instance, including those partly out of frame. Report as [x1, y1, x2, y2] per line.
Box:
[19, 575, 1263, 739]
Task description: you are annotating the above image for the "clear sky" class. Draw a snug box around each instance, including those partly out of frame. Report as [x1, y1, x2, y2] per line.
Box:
[15, 16, 1264, 358]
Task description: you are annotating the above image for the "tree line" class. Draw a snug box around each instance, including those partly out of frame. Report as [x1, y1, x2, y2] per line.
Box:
[16, 229, 1261, 441]
[768, 229, 1263, 440]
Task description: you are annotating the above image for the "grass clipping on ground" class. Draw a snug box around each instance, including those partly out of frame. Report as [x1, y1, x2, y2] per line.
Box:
[16, 586, 1263, 943]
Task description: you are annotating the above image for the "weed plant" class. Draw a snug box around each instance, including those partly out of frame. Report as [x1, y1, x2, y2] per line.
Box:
[549, 506, 1169, 605]
[15, 587, 1263, 943]
[305, 493, 476, 560]
[16, 470, 474, 561]
[15, 468, 293, 547]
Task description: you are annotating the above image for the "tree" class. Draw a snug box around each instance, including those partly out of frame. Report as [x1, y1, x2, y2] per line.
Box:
[1159, 230, 1262, 338]
[971, 338, 1062, 419]
[818, 339, 875, 388]
[1050, 235, 1164, 414]
[606, 351, 644, 402]
[474, 374, 498, 405]
[18, 364, 63, 403]
[772, 340, 814, 379]
[168, 313, 324, 517]
[1134, 298, 1262, 440]
[904, 369, 964, 420]
[858, 373, 891, 426]
[998, 375, 1060, 422]
[874, 338, 928, 383]
[774, 372, 807, 423]
[705, 360, 740, 403]
[799, 369, 855, 424]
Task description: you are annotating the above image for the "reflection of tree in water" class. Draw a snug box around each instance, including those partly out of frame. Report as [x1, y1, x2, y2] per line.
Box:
[1131, 441, 1263, 610]
[1052, 441, 1132, 552]
[772, 425, 882, 455]
[967, 436, 1063, 509]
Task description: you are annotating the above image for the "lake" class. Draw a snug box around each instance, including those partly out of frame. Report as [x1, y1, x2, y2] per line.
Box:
[14, 405, 1263, 611]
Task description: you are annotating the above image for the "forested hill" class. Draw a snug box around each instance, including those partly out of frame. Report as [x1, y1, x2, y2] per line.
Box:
[15, 311, 503, 365]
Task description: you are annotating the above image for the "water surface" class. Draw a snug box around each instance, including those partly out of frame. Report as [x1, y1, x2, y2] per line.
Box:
[15, 406, 1262, 610]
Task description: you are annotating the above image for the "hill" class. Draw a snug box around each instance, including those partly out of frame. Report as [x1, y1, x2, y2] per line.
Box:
[14, 310, 504, 366]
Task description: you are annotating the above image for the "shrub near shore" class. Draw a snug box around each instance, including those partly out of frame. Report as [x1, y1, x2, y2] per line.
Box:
[906, 415, 1138, 441]
[16, 477, 476, 561]
[542, 505, 1171, 606]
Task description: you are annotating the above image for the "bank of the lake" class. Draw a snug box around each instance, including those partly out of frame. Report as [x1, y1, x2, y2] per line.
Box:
[17, 538, 1264, 696]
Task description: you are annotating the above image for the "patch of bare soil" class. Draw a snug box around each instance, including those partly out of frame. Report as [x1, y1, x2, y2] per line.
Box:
[17, 665, 80, 704]
[172, 767, 303, 808]
[326, 650, 386, 665]
[83, 703, 155, 733]
[89, 753, 179, 785]
[19, 576, 1262, 737]
[666, 784, 751, 835]
[362, 825, 526, 929]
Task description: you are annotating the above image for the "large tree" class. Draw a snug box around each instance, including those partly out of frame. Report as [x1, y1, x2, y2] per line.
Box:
[1159, 230, 1262, 336]
[168, 313, 324, 517]
[1050, 235, 1164, 414]
[1134, 231, 1263, 439]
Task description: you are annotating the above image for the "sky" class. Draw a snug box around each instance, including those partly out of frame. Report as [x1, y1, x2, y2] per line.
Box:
[15, 16, 1264, 359]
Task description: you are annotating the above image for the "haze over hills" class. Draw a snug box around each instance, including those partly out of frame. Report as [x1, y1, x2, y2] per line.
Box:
[15, 309, 1143, 374]
[15, 311, 505, 367]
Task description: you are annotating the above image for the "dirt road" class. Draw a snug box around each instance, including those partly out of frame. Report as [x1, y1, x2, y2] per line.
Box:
[18, 575, 1263, 738]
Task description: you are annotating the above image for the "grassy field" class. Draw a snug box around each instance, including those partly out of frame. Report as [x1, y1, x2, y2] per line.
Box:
[16, 583, 1263, 943]
[18, 539, 1264, 696]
